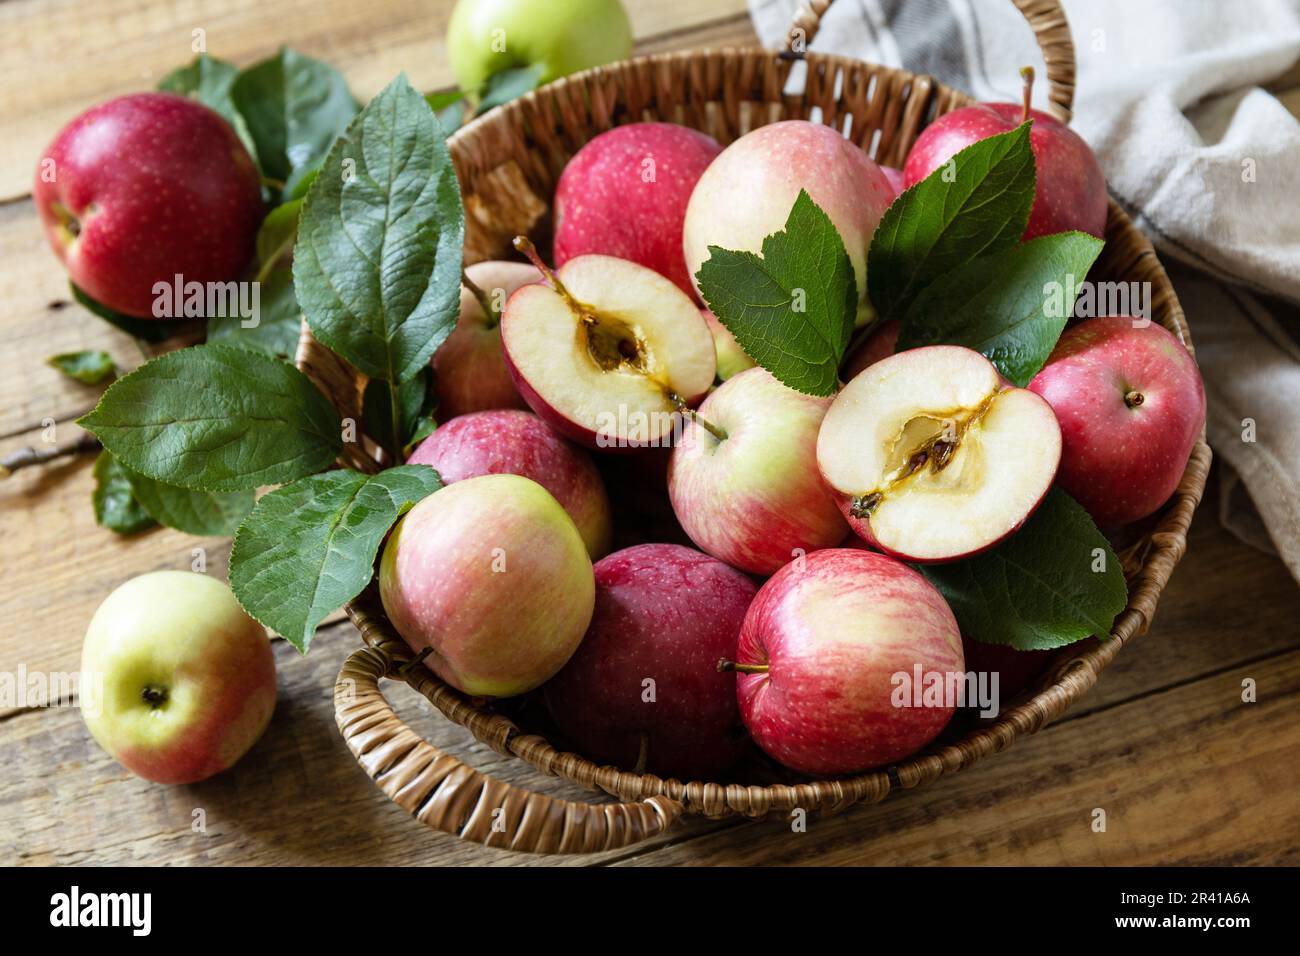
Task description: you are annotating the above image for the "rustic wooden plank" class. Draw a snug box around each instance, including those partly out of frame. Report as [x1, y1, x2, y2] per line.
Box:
[0, 0, 749, 202]
[614, 648, 1300, 866]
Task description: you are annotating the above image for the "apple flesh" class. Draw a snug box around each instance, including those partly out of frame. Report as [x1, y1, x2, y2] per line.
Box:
[446, 0, 632, 94]
[408, 409, 612, 558]
[431, 261, 539, 420]
[683, 119, 894, 309]
[902, 80, 1107, 240]
[1028, 315, 1205, 527]
[701, 308, 755, 381]
[500, 253, 716, 449]
[379, 474, 595, 697]
[733, 548, 963, 775]
[80, 571, 276, 785]
[554, 123, 722, 298]
[669, 367, 847, 575]
[544, 543, 757, 779]
[841, 319, 901, 382]
[35, 93, 264, 318]
[817, 345, 1062, 563]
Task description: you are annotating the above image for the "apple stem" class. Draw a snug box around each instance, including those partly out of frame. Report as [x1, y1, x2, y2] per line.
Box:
[0, 432, 101, 479]
[461, 270, 500, 328]
[1020, 66, 1035, 124]
[668, 391, 728, 442]
[397, 647, 433, 676]
[1124, 390, 1145, 409]
[140, 685, 168, 709]
[513, 235, 569, 296]
[717, 659, 769, 675]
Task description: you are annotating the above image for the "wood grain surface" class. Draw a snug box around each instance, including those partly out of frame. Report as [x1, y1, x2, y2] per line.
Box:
[0, 0, 1296, 867]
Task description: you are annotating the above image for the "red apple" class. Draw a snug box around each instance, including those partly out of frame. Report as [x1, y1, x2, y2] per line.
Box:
[1028, 315, 1205, 527]
[501, 253, 716, 449]
[554, 123, 721, 298]
[80, 571, 277, 784]
[379, 474, 595, 697]
[668, 367, 846, 575]
[432, 260, 539, 420]
[544, 543, 757, 779]
[731, 548, 963, 775]
[407, 409, 612, 557]
[902, 72, 1107, 240]
[961, 634, 1055, 705]
[841, 319, 901, 382]
[683, 119, 894, 315]
[34, 93, 263, 318]
[880, 165, 907, 198]
[817, 346, 1061, 563]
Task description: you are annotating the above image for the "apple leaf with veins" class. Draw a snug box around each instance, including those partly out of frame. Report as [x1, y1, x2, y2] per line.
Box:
[920, 488, 1128, 650]
[121, 463, 255, 537]
[897, 231, 1105, 386]
[695, 190, 856, 397]
[229, 466, 443, 652]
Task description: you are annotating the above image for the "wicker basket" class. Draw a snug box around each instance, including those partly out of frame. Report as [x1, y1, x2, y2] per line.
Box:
[302, 0, 1212, 855]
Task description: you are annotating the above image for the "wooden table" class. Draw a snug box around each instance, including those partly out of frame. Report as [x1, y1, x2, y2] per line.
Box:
[2, 0, 1297, 867]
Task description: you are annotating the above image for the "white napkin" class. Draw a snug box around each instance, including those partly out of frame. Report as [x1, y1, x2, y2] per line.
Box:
[750, 0, 1300, 580]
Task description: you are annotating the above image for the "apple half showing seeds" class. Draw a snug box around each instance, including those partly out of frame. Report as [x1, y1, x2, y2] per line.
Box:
[817, 345, 1062, 563]
[500, 252, 717, 449]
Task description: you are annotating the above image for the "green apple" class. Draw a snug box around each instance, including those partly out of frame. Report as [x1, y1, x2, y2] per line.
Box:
[81, 571, 277, 785]
[446, 0, 633, 94]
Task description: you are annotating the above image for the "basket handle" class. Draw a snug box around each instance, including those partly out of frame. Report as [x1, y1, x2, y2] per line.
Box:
[334, 641, 684, 854]
[784, 0, 1078, 123]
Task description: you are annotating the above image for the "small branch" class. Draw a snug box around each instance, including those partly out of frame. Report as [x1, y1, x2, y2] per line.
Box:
[461, 270, 499, 328]
[0, 433, 101, 478]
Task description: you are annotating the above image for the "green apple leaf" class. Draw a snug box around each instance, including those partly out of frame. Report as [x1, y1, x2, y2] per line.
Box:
[92, 451, 156, 536]
[78, 343, 342, 492]
[206, 268, 302, 358]
[231, 47, 358, 196]
[897, 231, 1105, 386]
[868, 123, 1036, 322]
[229, 465, 444, 652]
[362, 368, 434, 459]
[695, 190, 856, 397]
[157, 54, 258, 160]
[47, 350, 115, 385]
[920, 488, 1128, 651]
[70, 283, 187, 343]
[477, 65, 542, 112]
[121, 463, 255, 537]
[255, 198, 302, 267]
[295, 73, 464, 384]
[425, 89, 466, 132]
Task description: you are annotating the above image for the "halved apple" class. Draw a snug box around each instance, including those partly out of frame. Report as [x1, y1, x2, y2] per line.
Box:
[500, 254, 717, 449]
[817, 345, 1061, 562]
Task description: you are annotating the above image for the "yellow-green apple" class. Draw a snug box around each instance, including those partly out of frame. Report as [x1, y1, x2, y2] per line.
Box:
[902, 72, 1106, 239]
[682, 120, 894, 313]
[446, 0, 632, 94]
[727, 548, 963, 775]
[80, 571, 276, 785]
[1028, 315, 1205, 527]
[554, 123, 721, 297]
[379, 474, 595, 696]
[407, 409, 612, 557]
[701, 308, 754, 380]
[841, 319, 900, 382]
[432, 260, 538, 419]
[544, 543, 757, 779]
[818, 346, 1061, 563]
[669, 368, 846, 574]
[34, 93, 263, 318]
[501, 251, 716, 449]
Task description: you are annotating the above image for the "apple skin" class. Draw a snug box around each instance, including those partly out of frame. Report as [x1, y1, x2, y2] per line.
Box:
[554, 124, 722, 298]
[841, 319, 900, 382]
[80, 571, 276, 785]
[543, 543, 757, 779]
[903, 103, 1107, 240]
[34, 93, 263, 319]
[669, 367, 847, 575]
[379, 474, 595, 697]
[701, 308, 755, 381]
[432, 261, 539, 420]
[446, 0, 632, 94]
[961, 634, 1055, 705]
[735, 549, 963, 775]
[407, 409, 612, 558]
[880, 165, 907, 198]
[1028, 315, 1206, 527]
[683, 120, 894, 305]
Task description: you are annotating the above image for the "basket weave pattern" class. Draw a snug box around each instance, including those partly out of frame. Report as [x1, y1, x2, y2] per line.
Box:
[301, 0, 1213, 854]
